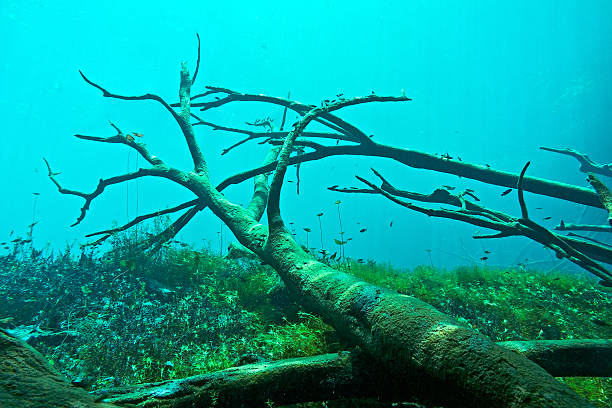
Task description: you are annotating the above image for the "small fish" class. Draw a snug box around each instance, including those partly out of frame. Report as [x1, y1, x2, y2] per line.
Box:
[357, 259, 365, 263]
[132, 132, 144, 137]
[287, 180, 294, 183]
[330, 252, 337, 260]
[480, 256, 488, 261]
[289, 222, 294, 225]
[543, 216, 552, 220]
[501, 188, 513, 196]
[334, 239, 346, 245]
[316, 212, 324, 217]
[464, 191, 480, 201]
[32, 192, 40, 196]
[336, 93, 344, 97]
[126, 134, 135, 142]
[441, 153, 453, 160]
[442, 185, 455, 190]
[484, 250, 491, 254]
[334, 200, 341, 204]
[346, 238, 353, 242]
[300, 245, 310, 253]
[535, 207, 543, 210]
[485, 164, 491, 168]
[457, 157, 462, 161]
[319, 249, 328, 255]
[11, 238, 22, 243]
[359, 228, 367, 233]
[389, 221, 393, 227]
[303, 228, 311, 232]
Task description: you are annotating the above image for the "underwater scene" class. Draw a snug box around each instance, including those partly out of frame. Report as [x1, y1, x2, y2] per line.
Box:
[1, 1, 611, 407]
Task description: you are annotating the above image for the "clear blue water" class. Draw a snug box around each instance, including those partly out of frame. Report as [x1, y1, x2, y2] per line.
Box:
[2, 1, 611, 273]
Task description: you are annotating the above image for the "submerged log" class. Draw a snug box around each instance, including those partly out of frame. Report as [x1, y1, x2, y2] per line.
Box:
[94, 338, 612, 407]
[499, 339, 612, 377]
[94, 352, 428, 407]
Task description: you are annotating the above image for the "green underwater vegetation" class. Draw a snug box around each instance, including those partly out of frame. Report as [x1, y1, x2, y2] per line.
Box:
[0, 227, 610, 407]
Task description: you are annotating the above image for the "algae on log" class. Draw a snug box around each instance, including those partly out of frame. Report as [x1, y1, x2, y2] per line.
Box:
[499, 339, 612, 378]
[0, 329, 115, 408]
[94, 342, 611, 407]
[95, 352, 427, 407]
[256, 231, 594, 408]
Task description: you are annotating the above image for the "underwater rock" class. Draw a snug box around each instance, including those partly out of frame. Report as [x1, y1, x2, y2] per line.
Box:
[0, 329, 114, 407]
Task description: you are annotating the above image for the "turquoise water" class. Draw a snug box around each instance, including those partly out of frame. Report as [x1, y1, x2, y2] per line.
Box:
[2, 0, 611, 270]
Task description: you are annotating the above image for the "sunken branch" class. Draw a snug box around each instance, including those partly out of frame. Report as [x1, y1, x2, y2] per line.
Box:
[353, 167, 612, 286]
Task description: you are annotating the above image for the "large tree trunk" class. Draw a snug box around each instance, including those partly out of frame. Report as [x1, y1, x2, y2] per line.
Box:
[254, 232, 594, 407]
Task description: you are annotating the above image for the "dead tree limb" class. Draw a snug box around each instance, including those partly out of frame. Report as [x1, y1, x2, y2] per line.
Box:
[499, 339, 612, 377]
[93, 339, 612, 407]
[540, 146, 612, 178]
[93, 352, 429, 408]
[185, 89, 603, 209]
[346, 169, 612, 280]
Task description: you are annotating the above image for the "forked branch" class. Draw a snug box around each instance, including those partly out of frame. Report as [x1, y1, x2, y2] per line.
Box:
[355, 166, 612, 286]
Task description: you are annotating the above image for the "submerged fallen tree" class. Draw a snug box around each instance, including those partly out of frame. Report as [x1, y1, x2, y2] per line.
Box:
[3, 325, 608, 408]
[91, 340, 612, 407]
[20, 38, 610, 406]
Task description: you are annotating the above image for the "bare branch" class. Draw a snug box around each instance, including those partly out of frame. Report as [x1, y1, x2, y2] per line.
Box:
[191, 33, 201, 84]
[541, 146, 612, 177]
[79, 69, 206, 173]
[85, 199, 200, 240]
[148, 203, 204, 253]
[555, 221, 612, 233]
[75, 122, 164, 166]
[517, 161, 530, 219]
[178, 63, 206, 172]
[280, 90, 290, 130]
[267, 94, 409, 231]
[355, 169, 612, 285]
[186, 87, 401, 143]
[43, 157, 177, 227]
